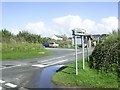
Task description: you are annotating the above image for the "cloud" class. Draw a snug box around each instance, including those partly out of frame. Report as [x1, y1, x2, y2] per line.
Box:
[25, 22, 59, 37]
[26, 22, 46, 35]
[10, 15, 118, 37]
[81, 19, 95, 33]
[53, 15, 83, 36]
[53, 15, 96, 36]
[53, 15, 118, 36]
[10, 28, 22, 35]
[92, 16, 118, 34]
[101, 16, 118, 29]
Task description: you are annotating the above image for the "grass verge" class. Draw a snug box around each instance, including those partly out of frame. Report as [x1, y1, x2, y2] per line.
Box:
[2, 43, 51, 60]
[52, 60, 118, 88]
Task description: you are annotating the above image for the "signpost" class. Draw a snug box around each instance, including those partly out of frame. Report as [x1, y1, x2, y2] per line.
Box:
[72, 28, 86, 75]
[72, 28, 91, 75]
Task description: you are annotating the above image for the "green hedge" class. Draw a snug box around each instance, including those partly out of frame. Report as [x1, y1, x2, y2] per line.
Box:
[89, 34, 119, 73]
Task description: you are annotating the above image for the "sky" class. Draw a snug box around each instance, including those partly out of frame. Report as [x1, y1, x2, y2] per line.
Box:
[2, 2, 118, 37]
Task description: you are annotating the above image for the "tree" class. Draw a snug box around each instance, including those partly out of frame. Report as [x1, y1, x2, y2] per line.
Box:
[62, 34, 67, 41]
[2, 29, 13, 43]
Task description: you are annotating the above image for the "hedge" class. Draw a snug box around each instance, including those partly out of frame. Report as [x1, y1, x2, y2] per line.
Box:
[89, 34, 119, 73]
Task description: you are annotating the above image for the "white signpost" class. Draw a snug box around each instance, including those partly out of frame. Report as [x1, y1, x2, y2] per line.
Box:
[72, 28, 87, 75]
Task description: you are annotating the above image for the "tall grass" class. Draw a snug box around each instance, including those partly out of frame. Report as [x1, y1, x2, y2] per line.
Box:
[2, 42, 50, 60]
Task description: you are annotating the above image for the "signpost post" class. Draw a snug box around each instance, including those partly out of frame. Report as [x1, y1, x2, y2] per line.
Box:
[86, 37, 89, 62]
[82, 35, 85, 70]
[75, 35, 78, 75]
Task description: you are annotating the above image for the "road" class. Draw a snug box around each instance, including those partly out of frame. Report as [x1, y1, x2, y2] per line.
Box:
[0, 48, 93, 90]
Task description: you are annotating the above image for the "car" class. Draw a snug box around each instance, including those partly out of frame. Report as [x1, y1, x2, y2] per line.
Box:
[42, 42, 49, 47]
[49, 42, 59, 48]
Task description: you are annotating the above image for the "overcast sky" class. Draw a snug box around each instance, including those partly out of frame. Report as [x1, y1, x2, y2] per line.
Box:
[2, 2, 118, 37]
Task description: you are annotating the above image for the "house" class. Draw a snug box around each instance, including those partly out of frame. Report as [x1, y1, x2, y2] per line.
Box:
[51, 34, 63, 40]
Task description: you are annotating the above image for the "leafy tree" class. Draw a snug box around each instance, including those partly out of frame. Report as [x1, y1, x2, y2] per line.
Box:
[17, 31, 41, 43]
[62, 34, 67, 41]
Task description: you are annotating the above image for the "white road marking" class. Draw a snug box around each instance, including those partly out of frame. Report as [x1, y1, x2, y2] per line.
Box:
[0, 80, 5, 84]
[1, 55, 67, 69]
[39, 56, 66, 63]
[5, 83, 17, 88]
[37, 52, 81, 63]
[32, 64, 48, 68]
[32, 59, 68, 68]
[49, 59, 68, 65]
[0, 86, 2, 90]
[56, 65, 65, 67]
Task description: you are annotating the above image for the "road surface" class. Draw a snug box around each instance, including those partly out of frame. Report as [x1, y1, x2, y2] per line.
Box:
[0, 48, 93, 90]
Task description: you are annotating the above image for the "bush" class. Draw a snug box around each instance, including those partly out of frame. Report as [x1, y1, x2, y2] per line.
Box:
[89, 33, 119, 73]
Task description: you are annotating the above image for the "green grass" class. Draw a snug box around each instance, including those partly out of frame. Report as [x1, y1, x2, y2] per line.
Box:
[2, 43, 51, 60]
[52, 60, 118, 88]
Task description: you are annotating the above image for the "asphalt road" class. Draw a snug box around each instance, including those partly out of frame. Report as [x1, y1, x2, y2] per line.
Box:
[0, 48, 93, 90]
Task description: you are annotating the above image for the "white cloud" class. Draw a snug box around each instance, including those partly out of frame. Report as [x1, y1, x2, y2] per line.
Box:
[52, 15, 118, 36]
[82, 19, 95, 33]
[10, 15, 118, 37]
[53, 15, 96, 36]
[26, 22, 46, 35]
[102, 16, 118, 29]
[93, 16, 118, 34]
[25, 22, 59, 37]
[10, 28, 22, 35]
[53, 15, 83, 36]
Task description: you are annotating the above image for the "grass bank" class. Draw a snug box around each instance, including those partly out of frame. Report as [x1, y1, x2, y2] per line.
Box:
[2, 43, 50, 60]
[52, 60, 118, 88]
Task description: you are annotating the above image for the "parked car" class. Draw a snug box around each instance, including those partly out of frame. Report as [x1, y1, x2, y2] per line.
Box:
[49, 42, 59, 48]
[42, 42, 49, 47]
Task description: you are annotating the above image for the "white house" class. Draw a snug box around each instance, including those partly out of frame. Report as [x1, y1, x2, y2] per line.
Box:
[51, 34, 63, 40]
